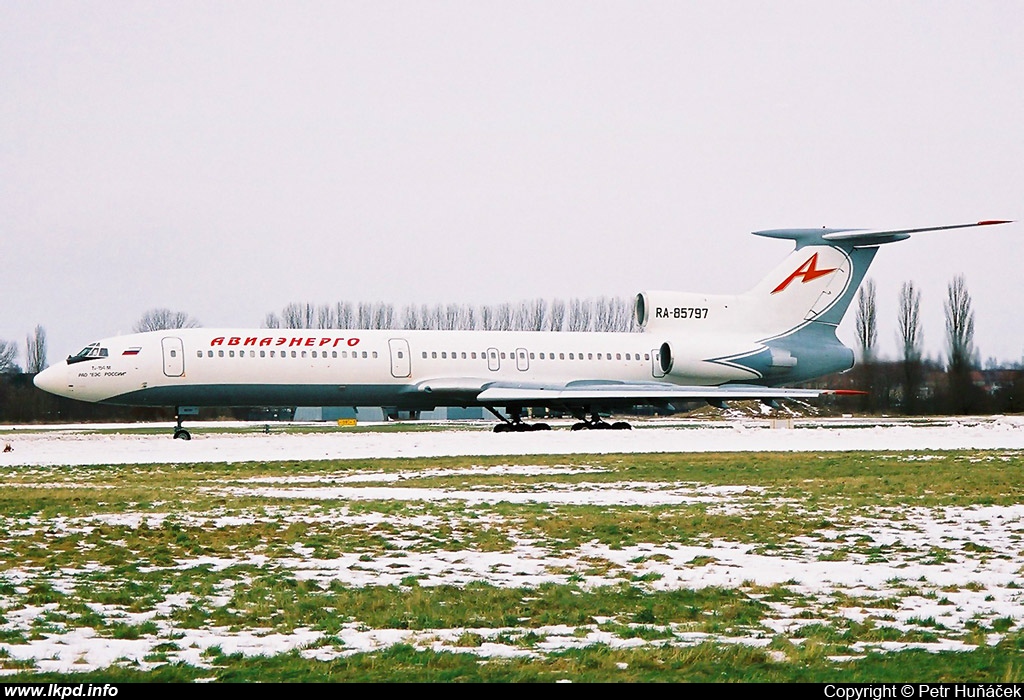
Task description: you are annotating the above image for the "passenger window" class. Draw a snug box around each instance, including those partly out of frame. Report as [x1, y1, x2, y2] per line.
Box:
[171, 350, 178, 358]
[218, 350, 224, 358]
[291, 351, 297, 358]
[332, 351, 337, 358]
[208, 350, 213, 358]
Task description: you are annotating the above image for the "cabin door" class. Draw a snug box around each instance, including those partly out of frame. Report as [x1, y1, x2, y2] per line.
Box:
[515, 348, 529, 371]
[388, 338, 412, 378]
[162, 337, 185, 377]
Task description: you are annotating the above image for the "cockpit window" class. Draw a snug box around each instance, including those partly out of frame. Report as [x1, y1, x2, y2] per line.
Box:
[67, 343, 109, 364]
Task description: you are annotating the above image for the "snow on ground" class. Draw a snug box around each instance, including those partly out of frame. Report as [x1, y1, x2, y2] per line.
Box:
[2, 414, 1024, 467]
[1, 416, 1023, 674]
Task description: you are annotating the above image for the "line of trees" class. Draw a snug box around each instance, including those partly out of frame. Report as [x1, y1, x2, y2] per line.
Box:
[0, 325, 48, 375]
[851, 275, 1021, 415]
[261, 297, 641, 333]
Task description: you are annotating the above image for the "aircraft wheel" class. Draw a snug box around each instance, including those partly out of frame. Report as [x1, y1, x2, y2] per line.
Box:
[174, 428, 192, 441]
[493, 424, 509, 433]
[611, 422, 632, 430]
[570, 422, 586, 431]
[532, 423, 551, 431]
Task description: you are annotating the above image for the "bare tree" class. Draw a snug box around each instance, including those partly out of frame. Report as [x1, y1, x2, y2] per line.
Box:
[853, 279, 878, 411]
[458, 304, 477, 330]
[494, 302, 514, 331]
[855, 279, 878, 363]
[945, 275, 978, 413]
[316, 304, 336, 330]
[373, 302, 395, 330]
[525, 298, 548, 331]
[549, 298, 566, 332]
[897, 281, 923, 414]
[565, 298, 593, 332]
[25, 325, 47, 373]
[280, 303, 306, 329]
[401, 304, 420, 330]
[479, 305, 495, 331]
[439, 303, 459, 331]
[133, 308, 199, 332]
[335, 302, 355, 329]
[0, 340, 19, 374]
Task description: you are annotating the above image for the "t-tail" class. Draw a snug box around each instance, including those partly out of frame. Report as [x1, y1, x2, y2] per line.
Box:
[635, 220, 1011, 386]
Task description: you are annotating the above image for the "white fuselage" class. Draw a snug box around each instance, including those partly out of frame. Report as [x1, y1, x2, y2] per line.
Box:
[35, 327, 764, 409]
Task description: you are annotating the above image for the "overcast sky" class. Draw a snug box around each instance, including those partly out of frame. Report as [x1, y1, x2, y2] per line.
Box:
[2, 1, 1021, 368]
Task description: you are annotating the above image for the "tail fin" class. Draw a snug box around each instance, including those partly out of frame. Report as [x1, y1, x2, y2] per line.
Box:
[745, 220, 1012, 336]
[634, 220, 1010, 386]
[636, 220, 1010, 340]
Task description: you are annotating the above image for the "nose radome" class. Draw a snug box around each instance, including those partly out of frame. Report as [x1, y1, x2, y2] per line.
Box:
[33, 363, 68, 397]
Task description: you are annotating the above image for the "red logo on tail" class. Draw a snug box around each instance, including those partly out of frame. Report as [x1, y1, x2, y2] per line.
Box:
[771, 253, 837, 294]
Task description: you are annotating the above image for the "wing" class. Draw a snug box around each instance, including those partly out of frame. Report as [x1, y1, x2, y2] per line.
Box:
[411, 378, 856, 410]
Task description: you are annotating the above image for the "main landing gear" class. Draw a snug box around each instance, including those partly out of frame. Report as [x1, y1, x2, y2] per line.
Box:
[569, 409, 632, 431]
[485, 406, 633, 432]
[486, 406, 552, 433]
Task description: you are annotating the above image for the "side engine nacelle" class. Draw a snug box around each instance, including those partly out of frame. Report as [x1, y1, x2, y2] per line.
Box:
[635, 291, 743, 333]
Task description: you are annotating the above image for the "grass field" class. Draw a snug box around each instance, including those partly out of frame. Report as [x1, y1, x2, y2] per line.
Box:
[1, 447, 1022, 682]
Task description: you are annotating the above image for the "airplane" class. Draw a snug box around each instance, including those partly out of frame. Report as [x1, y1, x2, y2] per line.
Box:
[33, 220, 1011, 439]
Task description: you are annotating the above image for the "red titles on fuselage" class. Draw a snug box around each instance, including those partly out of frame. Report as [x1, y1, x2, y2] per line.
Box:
[209, 336, 361, 348]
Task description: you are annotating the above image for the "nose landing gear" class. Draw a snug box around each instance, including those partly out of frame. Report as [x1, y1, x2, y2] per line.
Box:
[173, 406, 199, 440]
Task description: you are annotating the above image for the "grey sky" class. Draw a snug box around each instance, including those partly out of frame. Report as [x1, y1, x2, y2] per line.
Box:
[2, 1, 1021, 367]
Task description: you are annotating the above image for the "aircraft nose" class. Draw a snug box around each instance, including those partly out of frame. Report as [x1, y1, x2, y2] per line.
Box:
[33, 363, 69, 397]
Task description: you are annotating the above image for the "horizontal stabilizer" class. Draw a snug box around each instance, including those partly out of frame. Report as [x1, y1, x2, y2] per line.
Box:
[754, 220, 1011, 248]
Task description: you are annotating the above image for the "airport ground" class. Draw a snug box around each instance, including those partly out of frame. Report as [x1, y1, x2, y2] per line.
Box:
[0, 416, 1022, 681]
